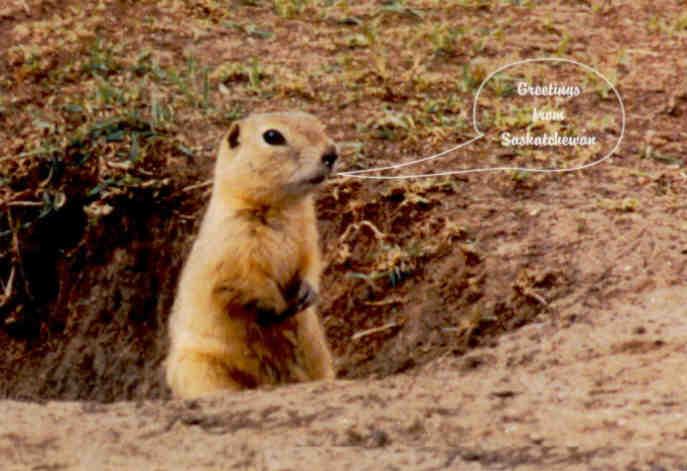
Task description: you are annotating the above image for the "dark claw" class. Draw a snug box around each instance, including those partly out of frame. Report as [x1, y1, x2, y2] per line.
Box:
[245, 301, 279, 326]
[279, 280, 318, 320]
[255, 280, 318, 327]
[294, 280, 318, 313]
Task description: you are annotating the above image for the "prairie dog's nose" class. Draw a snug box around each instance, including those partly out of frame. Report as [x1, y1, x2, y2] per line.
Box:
[321, 146, 338, 169]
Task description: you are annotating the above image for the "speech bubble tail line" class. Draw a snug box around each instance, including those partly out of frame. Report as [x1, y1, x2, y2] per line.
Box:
[337, 133, 484, 177]
[337, 157, 623, 180]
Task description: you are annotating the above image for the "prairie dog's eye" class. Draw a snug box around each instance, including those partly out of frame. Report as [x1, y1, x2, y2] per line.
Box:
[263, 129, 286, 146]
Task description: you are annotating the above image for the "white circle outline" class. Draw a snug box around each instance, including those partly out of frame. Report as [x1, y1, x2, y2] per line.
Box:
[337, 57, 626, 180]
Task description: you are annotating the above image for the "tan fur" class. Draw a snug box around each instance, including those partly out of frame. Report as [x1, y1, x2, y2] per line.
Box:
[166, 112, 337, 399]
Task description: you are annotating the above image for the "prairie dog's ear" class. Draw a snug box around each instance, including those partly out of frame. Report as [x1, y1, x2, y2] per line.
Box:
[227, 122, 241, 149]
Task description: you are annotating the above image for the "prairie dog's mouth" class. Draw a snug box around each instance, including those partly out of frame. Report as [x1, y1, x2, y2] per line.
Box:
[284, 169, 330, 196]
[305, 173, 327, 185]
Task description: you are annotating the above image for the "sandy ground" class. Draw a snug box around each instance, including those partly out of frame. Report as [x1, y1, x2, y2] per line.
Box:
[3, 285, 686, 470]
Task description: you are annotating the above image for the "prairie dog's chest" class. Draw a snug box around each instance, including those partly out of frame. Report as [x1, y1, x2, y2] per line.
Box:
[196, 201, 315, 284]
[254, 220, 305, 267]
[227, 209, 311, 281]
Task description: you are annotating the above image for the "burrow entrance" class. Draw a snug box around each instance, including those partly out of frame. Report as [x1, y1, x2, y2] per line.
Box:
[0, 173, 555, 402]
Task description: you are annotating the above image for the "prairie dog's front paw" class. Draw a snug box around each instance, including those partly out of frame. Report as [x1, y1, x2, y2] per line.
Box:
[240, 280, 289, 324]
[256, 279, 318, 326]
[292, 280, 318, 314]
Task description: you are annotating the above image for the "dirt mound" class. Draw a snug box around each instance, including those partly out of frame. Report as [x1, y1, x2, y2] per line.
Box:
[3, 286, 686, 470]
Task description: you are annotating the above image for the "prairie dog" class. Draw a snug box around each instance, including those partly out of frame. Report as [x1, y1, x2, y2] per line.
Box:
[166, 112, 338, 399]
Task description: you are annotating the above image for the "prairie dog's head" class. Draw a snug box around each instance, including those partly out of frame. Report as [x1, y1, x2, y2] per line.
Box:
[215, 112, 338, 206]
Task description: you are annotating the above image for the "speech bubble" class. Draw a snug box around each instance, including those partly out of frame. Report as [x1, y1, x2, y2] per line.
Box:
[338, 58, 626, 180]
